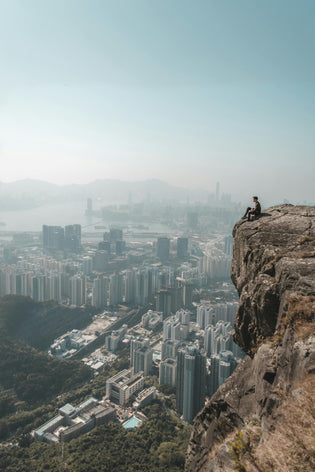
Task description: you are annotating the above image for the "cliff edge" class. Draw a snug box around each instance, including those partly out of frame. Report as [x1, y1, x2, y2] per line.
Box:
[186, 205, 315, 472]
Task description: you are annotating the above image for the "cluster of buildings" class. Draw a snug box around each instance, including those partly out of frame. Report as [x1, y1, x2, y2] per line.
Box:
[49, 329, 96, 358]
[152, 302, 242, 423]
[49, 314, 114, 359]
[43, 224, 82, 253]
[0, 195, 248, 443]
[34, 398, 116, 443]
[104, 301, 242, 425]
[34, 379, 156, 443]
[0, 220, 235, 313]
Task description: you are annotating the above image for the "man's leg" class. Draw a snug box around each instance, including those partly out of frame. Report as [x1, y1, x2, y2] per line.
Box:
[248, 210, 255, 221]
[243, 207, 251, 218]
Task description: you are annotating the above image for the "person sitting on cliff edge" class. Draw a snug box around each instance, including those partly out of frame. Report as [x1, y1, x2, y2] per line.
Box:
[242, 196, 261, 221]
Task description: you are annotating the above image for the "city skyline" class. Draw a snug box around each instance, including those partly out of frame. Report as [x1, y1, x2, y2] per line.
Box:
[1, 1, 314, 202]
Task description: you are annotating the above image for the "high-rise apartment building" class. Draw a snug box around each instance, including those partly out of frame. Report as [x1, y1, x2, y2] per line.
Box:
[161, 339, 180, 360]
[64, 225, 81, 252]
[157, 237, 170, 261]
[159, 358, 177, 387]
[135, 269, 149, 306]
[177, 237, 188, 259]
[130, 337, 149, 367]
[31, 274, 46, 302]
[70, 275, 86, 306]
[43, 224, 81, 253]
[156, 289, 172, 317]
[133, 346, 152, 376]
[109, 272, 123, 306]
[124, 269, 136, 304]
[42, 225, 64, 252]
[208, 355, 220, 396]
[197, 304, 215, 329]
[109, 228, 123, 242]
[182, 282, 193, 307]
[92, 276, 108, 308]
[176, 344, 206, 423]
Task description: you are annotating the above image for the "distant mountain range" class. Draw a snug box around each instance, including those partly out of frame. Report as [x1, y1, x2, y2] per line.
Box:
[0, 178, 211, 210]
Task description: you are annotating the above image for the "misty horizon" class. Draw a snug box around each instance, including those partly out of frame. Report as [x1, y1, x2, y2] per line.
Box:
[1, 1, 314, 204]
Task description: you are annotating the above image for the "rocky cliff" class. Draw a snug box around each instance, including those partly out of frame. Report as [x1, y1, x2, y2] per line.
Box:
[186, 205, 315, 472]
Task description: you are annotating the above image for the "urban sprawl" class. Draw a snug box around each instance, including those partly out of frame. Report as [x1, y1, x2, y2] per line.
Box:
[0, 195, 244, 442]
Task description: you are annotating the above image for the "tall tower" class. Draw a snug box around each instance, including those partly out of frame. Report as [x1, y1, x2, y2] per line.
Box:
[65, 224, 81, 252]
[130, 337, 149, 367]
[176, 344, 206, 423]
[157, 237, 170, 261]
[125, 269, 136, 304]
[70, 275, 86, 306]
[92, 276, 108, 308]
[42, 225, 64, 252]
[159, 358, 177, 387]
[177, 237, 188, 259]
[135, 269, 149, 306]
[109, 272, 123, 306]
[133, 346, 153, 376]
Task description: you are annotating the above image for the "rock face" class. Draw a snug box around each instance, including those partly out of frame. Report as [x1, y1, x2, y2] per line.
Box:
[185, 205, 315, 472]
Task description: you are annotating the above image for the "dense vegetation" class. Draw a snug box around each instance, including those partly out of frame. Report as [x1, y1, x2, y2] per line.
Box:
[0, 337, 91, 405]
[0, 295, 191, 471]
[0, 295, 93, 350]
[0, 295, 94, 438]
[0, 342, 130, 440]
[0, 401, 191, 472]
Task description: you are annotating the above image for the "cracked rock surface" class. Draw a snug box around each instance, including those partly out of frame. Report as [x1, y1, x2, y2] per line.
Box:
[185, 205, 315, 472]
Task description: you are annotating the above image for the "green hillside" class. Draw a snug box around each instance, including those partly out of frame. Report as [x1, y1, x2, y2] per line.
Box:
[0, 296, 93, 437]
[0, 402, 191, 472]
[0, 295, 94, 350]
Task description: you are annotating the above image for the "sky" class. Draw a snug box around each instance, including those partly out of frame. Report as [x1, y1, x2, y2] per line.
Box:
[0, 0, 314, 202]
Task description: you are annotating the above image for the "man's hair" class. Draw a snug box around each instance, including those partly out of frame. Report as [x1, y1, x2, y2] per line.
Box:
[253, 196, 258, 200]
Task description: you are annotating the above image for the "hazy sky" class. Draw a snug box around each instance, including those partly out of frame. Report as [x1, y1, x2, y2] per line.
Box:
[0, 0, 314, 202]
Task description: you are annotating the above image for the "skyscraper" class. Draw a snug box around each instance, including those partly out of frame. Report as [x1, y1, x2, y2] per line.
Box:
[197, 304, 215, 329]
[124, 269, 136, 304]
[208, 355, 220, 396]
[130, 337, 149, 367]
[92, 276, 108, 308]
[156, 289, 172, 317]
[42, 225, 64, 252]
[133, 346, 153, 376]
[177, 237, 188, 259]
[31, 275, 46, 302]
[159, 358, 177, 387]
[70, 275, 86, 306]
[176, 344, 206, 423]
[161, 339, 180, 360]
[64, 224, 81, 252]
[135, 269, 149, 306]
[157, 237, 170, 261]
[109, 272, 123, 306]
[109, 228, 123, 242]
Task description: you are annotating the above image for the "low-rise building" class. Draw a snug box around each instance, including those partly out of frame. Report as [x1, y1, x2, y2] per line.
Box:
[134, 386, 157, 408]
[33, 398, 116, 443]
